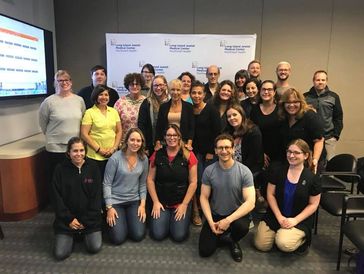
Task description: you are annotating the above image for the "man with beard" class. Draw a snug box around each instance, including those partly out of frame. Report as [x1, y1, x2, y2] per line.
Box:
[78, 65, 119, 109]
[304, 70, 343, 160]
[204, 65, 220, 102]
[275, 61, 292, 97]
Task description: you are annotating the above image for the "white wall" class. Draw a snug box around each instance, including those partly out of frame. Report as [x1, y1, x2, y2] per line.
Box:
[0, 0, 56, 146]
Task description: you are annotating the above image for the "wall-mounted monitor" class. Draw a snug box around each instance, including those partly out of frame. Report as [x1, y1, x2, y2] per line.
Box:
[0, 13, 55, 100]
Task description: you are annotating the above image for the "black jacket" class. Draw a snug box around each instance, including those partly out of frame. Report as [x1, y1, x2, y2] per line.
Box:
[264, 165, 321, 244]
[138, 98, 154, 153]
[304, 86, 343, 139]
[50, 158, 102, 234]
[155, 100, 195, 143]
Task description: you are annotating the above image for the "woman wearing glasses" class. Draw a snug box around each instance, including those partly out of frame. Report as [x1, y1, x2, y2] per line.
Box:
[138, 75, 170, 155]
[39, 70, 86, 181]
[254, 139, 321, 254]
[147, 124, 197, 242]
[114, 73, 146, 141]
[278, 88, 325, 173]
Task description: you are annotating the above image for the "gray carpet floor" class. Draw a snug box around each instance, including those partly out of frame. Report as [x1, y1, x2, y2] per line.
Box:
[0, 207, 357, 274]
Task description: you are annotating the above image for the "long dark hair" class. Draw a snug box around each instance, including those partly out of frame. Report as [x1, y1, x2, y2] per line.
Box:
[225, 104, 255, 138]
[66, 137, 87, 158]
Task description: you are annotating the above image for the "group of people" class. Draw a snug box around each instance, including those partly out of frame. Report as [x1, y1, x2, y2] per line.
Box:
[38, 60, 343, 262]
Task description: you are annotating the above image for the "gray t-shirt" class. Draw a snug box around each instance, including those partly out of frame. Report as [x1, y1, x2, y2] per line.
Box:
[202, 161, 254, 216]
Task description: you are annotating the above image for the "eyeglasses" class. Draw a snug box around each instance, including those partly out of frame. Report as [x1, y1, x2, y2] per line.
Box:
[166, 134, 179, 138]
[208, 73, 218, 76]
[286, 150, 304, 156]
[261, 88, 274, 92]
[216, 146, 232, 151]
[57, 79, 70, 83]
[153, 84, 165, 88]
[285, 101, 301, 105]
[142, 70, 152, 74]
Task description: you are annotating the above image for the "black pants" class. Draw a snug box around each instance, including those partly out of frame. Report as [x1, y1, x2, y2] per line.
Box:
[199, 214, 250, 257]
[47, 151, 67, 183]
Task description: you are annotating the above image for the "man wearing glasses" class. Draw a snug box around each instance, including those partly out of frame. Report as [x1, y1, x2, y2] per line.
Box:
[204, 65, 220, 102]
[199, 134, 255, 262]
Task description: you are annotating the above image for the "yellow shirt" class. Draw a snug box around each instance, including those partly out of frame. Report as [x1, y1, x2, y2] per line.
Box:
[82, 105, 120, 161]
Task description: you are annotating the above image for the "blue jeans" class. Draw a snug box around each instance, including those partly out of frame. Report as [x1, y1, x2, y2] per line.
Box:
[53, 231, 102, 260]
[108, 201, 146, 245]
[149, 204, 192, 242]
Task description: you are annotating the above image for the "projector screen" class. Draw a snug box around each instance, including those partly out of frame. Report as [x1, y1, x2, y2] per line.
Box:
[0, 13, 54, 100]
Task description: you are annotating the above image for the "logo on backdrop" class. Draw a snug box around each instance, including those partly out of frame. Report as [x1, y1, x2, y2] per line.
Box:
[165, 40, 196, 53]
[221, 40, 251, 54]
[110, 39, 141, 53]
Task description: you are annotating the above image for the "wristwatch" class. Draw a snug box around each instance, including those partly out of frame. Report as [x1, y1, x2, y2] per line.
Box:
[106, 205, 113, 210]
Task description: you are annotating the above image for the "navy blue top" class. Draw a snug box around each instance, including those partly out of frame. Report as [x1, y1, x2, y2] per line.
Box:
[282, 178, 298, 217]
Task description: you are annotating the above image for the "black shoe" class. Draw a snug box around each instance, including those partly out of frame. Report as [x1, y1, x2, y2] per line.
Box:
[229, 242, 243, 262]
[294, 242, 309, 256]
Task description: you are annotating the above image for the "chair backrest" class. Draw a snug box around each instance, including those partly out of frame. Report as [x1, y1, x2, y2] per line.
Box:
[326, 154, 357, 181]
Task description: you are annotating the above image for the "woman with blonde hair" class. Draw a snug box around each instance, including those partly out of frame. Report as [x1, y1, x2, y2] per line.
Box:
[278, 88, 325, 173]
[103, 128, 148, 245]
[138, 75, 170, 155]
[155, 79, 194, 151]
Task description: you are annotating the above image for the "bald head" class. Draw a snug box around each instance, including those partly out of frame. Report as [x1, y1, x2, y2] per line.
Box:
[206, 65, 220, 85]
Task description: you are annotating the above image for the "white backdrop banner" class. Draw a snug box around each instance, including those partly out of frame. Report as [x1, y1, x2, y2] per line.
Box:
[106, 33, 256, 95]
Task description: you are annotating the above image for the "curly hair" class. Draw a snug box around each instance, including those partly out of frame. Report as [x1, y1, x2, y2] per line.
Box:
[124, 73, 145, 90]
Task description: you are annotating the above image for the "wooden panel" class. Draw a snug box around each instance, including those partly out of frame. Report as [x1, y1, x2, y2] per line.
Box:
[0, 151, 48, 221]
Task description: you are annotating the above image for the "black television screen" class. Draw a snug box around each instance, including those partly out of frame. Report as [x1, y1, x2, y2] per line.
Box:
[0, 13, 54, 100]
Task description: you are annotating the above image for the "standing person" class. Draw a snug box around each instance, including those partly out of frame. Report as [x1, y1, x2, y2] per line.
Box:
[199, 134, 255, 262]
[138, 75, 170, 155]
[103, 128, 148, 245]
[234, 69, 250, 101]
[279, 88, 325, 173]
[81, 85, 122, 178]
[78, 65, 119, 109]
[39, 70, 86, 182]
[248, 60, 261, 82]
[190, 80, 222, 226]
[155, 79, 194, 151]
[204, 65, 220, 102]
[178, 71, 196, 104]
[275, 61, 292, 97]
[254, 139, 321, 254]
[211, 79, 239, 130]
[250, 80, 283, 169]
[304, 70, 343, 161]
[50, 137, 102, 260]
[147, 124, 198, 242]
[240, 78, 261, 119]
[140, 63, 155, 96]
[114, 73, 146, 141]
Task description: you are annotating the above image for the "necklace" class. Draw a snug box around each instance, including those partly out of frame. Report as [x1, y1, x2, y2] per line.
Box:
[125, 154, 137, 171]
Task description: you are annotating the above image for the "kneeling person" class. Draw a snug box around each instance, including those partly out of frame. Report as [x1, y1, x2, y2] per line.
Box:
[199, 134, 255, 262]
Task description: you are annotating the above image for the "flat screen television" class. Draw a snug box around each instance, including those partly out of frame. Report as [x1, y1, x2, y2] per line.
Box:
[0, 13, 55, 100]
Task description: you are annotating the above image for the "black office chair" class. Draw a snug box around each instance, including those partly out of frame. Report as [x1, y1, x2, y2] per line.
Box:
[314, 154, 361, 234]
[336, 195, 364, 270]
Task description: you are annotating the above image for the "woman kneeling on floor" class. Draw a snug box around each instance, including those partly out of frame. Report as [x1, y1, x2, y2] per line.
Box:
[254, 139, 321, 254]
[50, 137, 102, 260]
